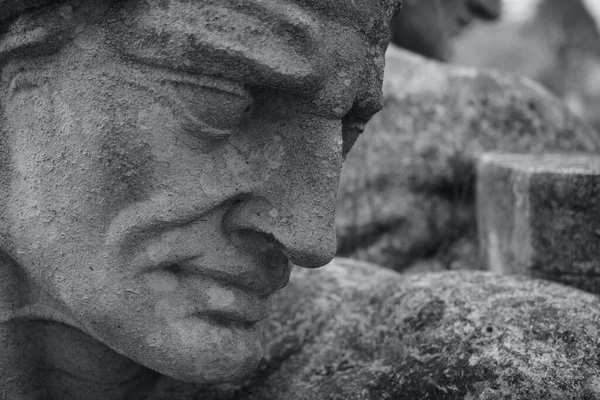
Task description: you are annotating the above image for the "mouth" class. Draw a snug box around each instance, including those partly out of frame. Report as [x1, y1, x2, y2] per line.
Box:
[145, 259, 292, 325]
[194, 313, 259, 330]
[190, 278, 275, 323]
[177, 258, 292, 298]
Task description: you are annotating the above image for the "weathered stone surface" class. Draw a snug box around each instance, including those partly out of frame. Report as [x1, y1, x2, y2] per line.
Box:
[198, 258, 600, 400]
[477, 152, 600, 294]
[336, 46, 600, 273]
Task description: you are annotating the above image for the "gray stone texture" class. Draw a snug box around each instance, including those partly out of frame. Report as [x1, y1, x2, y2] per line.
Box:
[0, 0, 402, 398]
[3, 1, 600, 398]
[336, 46, 600, 273]
[478, 152, 600, 294]
[199, 258, 600, 400]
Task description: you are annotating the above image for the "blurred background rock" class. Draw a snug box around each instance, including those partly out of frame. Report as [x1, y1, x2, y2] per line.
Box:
[390, 0, 502, 62]
[336, 0, 600, 275]
[454, 0, 600, 132]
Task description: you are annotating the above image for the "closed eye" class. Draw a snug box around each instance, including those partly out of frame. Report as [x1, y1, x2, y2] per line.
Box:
[167, 81, 253, 141]
[114, 64, 254, 144]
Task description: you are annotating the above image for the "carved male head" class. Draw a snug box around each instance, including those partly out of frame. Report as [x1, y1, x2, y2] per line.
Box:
[0, 0, 401, 384]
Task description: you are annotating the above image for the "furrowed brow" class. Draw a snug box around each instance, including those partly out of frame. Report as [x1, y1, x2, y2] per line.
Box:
[109, 0, 325, 92]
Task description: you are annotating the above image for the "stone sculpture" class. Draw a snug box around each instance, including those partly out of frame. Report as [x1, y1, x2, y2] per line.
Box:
[3, 1, 600, 399]
[0, 0, 402, 398]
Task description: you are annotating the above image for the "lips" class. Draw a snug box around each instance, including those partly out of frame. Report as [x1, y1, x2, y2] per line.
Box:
[118, 199, 293, 324]
[178, 256, 292, 297]
[144, 257, 292, 325]
[190, 278, 275, 324]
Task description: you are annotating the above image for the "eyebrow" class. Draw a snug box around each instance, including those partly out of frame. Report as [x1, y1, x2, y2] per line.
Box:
[109, 1, 325, 93]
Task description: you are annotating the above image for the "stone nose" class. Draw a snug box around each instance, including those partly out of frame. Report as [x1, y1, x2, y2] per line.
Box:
[467, 0, 502, 20]
[223, 197, 337, 269]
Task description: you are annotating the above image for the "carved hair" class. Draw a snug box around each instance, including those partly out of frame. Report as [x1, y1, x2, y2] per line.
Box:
[1, 0, 403, 25]
[0, 0, 402, 67]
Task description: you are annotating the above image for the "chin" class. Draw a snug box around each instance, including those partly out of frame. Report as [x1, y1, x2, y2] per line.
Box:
[128, 318, 265, 384]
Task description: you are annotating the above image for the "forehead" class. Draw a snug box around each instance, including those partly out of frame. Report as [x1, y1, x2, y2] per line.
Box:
[105, 0, 391, 94]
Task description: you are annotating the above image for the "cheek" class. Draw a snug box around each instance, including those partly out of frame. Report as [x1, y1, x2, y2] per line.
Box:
[198, 130, 286, 196]
[60, 81, 156, 212]
[4, 86, 79, 253]
[3, 81, 157, 279]
[284, 117, 343, 178]
[203, 116, 342, 197]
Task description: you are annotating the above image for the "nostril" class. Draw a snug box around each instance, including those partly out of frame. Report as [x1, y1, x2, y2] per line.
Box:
[264, 247, 288, 270]
[229, 228, 278, 253]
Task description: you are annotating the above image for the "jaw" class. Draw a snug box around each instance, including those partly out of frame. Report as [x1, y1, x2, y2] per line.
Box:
[132, 317, 265, 383]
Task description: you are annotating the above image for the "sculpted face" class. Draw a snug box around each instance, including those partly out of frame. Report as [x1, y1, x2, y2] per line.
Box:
[0, 0, 396, 384]
[391, 0, 501, 60]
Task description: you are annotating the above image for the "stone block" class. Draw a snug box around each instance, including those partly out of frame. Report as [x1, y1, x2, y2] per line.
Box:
[477, 152, 600, 293]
